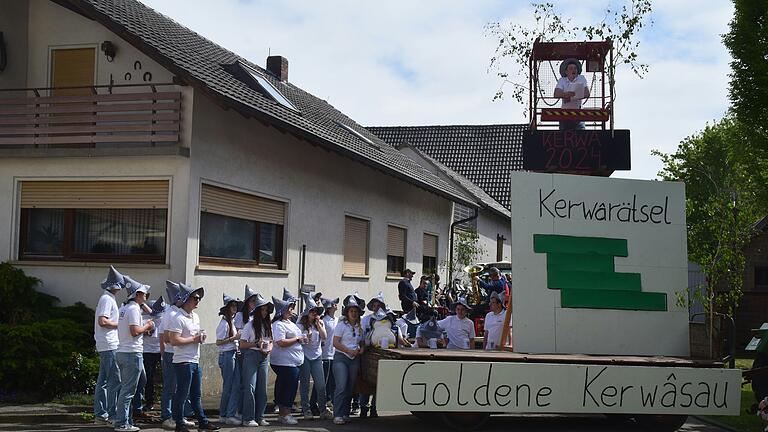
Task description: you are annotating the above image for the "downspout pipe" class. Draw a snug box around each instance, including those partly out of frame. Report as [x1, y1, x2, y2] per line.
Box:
[449, 207, 479, 282]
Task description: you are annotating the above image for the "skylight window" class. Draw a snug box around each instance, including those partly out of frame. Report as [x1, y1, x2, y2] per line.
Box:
[237, 62, 298, 111]
[335, 121, 381, 150]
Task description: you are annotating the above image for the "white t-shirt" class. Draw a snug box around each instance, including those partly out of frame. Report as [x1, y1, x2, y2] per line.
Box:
[161, 305, 179, 354]
[297, 322, 323, 361]
[240, 321, 270, 351]
[117, 302, 143, 353]
[167, 308, 201, 363]
[334, 320, 362, 359]
[438, 315, 476, 350]
[216, 318, 237, 352]
[321, 315, 338, 360]
[556, 75, 589, 109]
[94, 291, 120, 352]
[483, 309, 511, 350]
[143, 313, 161, 354]
[233, 310, 252, 330]
[271, 320, 304, 367]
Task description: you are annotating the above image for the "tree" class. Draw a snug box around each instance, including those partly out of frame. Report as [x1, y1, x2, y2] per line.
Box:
[653, 117, 764, 317]
[485, 0, 652, 116]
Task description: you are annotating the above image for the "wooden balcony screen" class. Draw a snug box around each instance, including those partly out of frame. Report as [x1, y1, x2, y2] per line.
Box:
[0, 89, 181, 146]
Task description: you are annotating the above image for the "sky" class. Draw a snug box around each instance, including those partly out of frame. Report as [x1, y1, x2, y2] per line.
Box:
[141, 0, 734, 180]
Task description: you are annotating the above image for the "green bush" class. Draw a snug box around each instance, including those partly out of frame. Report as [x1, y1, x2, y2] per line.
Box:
[0, 263, 98, 402]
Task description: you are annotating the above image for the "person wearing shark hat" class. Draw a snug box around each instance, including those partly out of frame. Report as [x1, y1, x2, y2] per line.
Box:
[215, 294, 242, 425]
[395, 308, 420, 341]
[358, 291, 386, 419]
[331, 294, 365, 425]
[234, 285, 257, 331]
[310, 297, 339, 415]
[239, 293, 274, 427]
[297, 293, 332, 420]
[133, 295, 165, 420]
[167, 283, 219, 431]
[270, 296, 304, 426]
[159, 281, 193, 430]
[94, 266, 126, 425]
[114, 276, 154, 432]
[416, 317, 448, 348]
[437, 297, 476, 350]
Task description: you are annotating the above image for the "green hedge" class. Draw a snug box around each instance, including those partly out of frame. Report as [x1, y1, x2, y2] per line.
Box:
[0, 262, 98, 402]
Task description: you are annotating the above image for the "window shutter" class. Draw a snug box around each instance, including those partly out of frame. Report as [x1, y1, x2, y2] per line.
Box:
[20, 180, 169, 209]
[387, 225, 406, 257]
[343, 216, 369, 275]
[423, 233, 438, 258]
[201, 184, 284, 225]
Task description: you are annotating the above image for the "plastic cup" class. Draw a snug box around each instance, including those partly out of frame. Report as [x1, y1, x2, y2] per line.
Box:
[428, 338, 437, 349]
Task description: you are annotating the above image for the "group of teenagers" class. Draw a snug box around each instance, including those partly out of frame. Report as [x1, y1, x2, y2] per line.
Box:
[93, 265, 512, 432]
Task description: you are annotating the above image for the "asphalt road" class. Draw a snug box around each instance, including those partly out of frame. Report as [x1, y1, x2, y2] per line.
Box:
[0, 412, 733, 432]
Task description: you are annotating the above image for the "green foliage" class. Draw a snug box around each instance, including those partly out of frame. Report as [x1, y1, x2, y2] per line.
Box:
[654, 117, 766, 314]
[485, 0, 652, 114]
[0, 262, 98, 401]
[723, 0, 768, 156]
[448, 229, 486, 280]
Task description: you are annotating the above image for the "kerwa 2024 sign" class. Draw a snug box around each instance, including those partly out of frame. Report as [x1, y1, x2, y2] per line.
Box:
[511, 173, 689, 356]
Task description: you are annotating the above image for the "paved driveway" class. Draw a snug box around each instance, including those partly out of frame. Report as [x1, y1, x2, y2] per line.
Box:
[0, 412, 734, 432]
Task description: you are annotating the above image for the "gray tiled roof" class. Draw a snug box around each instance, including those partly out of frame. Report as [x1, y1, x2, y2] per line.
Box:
[368, 124, 525, 209]
[408, 146, 510, 219]
[60, 0, 477, 207]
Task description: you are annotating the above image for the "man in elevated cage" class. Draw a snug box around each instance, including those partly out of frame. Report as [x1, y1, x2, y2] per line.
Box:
[553, 58, 590, 130]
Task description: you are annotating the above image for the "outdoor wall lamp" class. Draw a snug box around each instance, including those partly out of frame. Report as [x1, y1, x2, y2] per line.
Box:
[101, 40, 116, 62]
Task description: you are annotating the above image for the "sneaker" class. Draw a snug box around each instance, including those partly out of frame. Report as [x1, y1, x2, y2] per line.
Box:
[197, 423, 220, 431]
[350, 405, 360, 415]
[182, 419, 195, 427]
[303, 410, 314, 420]
[224, 417, 241, 425]
[319, 409, 334, 420]
[278, 415, 298, 425]
[272, 405, 279, 414]
[232, 414, 242, 421]
[333, 417, 346, 425]
[370, 407, 379, 418]
[95, 415, 111, 424]
[257, 419, 270, 426]
[360, 406, 369, 418]
[161, 418, 176, 430]
[242, 420, 258, 427]
[114, 426, 140, 432]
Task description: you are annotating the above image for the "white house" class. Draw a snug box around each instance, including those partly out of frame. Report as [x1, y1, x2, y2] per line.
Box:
[0, 0, 484, 392]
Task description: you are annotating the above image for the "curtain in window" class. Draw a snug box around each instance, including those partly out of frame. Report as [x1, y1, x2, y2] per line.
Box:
[72, 208, 167, 256]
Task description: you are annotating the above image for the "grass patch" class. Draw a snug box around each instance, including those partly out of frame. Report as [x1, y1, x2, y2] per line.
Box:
[51, 393, 93, 406]
[704, 357, 764, 432]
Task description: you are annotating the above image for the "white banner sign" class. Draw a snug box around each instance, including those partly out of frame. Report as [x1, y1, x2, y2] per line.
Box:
[376, 360, 741, 415]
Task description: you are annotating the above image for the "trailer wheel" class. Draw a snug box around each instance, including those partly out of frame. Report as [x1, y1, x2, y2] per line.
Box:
[440, 412, 491, 431]
[634, 414, 688, 431]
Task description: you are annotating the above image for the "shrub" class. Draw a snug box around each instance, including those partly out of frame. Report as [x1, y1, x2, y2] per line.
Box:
[0, 263, 98, 401]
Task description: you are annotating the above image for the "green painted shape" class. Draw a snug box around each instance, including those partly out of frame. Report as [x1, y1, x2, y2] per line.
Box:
[546, 253, 615, 273]
[547, 270, 642, 291]
[560, 289, 667, 311]
[534, 234, 628, 257]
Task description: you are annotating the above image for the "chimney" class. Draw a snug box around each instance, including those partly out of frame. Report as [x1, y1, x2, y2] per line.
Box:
[266, 56, 289, 82]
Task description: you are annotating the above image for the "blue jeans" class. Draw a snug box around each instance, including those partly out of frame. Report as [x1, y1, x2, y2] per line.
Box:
[332, 353, 360, 418]
[172, 362, 209, 426]
[271, 364, 300, 409]
[134, 352, 161, 412]
[241, 350, 269, 422]
[300, 356, 326, 412]
[115, 352, 143, 427]
[218, 350, 241, 418]
[161, 352, 193, 421]
[310, 359, 334, 411]
[94, 350, 121, 420]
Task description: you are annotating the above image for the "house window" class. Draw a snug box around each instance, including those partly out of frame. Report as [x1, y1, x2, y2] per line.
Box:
[343, 216, 369, 276]
[387, 225, 406, 276]
[18, 180, 169, 263]
[756, 266, 768, 291]
[453, 204, 476, 231]
[496, 234, 506, 261]
[423, 233, 438, 276]
[199, 184, 285, 268]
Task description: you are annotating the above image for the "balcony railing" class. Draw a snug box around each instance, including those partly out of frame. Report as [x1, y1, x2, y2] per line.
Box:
[0, 83, 182, 148]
